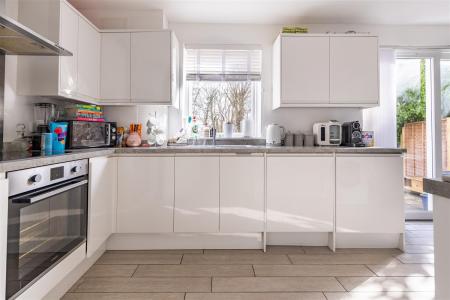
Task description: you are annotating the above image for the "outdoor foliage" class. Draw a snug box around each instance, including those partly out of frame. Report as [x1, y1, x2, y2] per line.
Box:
[191, 81, 251, 132]
[396, 59, 426, 144]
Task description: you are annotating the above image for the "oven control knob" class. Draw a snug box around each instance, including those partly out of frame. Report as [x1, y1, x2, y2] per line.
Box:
[29, 174, 42, 184]
[71, 166, 81, 174]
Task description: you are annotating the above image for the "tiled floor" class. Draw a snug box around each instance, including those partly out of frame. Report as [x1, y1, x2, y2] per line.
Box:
[64, 221, 435, 300]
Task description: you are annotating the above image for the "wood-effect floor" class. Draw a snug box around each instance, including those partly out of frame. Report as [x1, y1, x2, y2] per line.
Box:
[64, 221, 435, 300]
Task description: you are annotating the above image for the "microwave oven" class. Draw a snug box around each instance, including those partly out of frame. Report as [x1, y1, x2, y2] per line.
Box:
[313, 121, 342, 146]
[66, 121, 117, 149]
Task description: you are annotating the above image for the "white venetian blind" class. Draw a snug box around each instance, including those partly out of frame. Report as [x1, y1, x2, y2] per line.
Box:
[185, 48, 262, 81]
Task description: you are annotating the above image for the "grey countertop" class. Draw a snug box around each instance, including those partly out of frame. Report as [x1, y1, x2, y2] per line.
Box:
[0, 146, 405, 173]
[424, 178, 450, 199]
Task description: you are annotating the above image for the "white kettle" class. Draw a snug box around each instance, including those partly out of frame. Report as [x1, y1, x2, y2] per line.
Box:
[266, 124, 285, 146]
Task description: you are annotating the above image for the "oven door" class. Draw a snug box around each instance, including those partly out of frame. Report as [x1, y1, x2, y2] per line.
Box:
[6, 177, 88, 299]
[68, 121, 109, 148]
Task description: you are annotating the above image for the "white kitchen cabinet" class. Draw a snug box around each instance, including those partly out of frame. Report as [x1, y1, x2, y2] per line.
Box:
[87, 157, 116, 257]
[100, 33, 131, 101]
[131, 31, 179, 105]
[17, 0, 100, 103]
[266, 155, 334, 232]
[77, 17, 100, 99]
[174, 156, 220, 232]
[330, 36, 379, 104]
[274, 35, 329, 107]
[117, 157, 174, 233]
[272, 34, 379, 108]
[219, 155, 265, 233]
[0, 175, 8, 298]
[336, 155, 404, 233]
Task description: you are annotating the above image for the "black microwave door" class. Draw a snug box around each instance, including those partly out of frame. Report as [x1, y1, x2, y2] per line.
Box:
[70, 121, 107, 148]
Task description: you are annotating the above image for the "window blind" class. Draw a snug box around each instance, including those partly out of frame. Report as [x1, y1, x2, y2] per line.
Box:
[185, 48, 262, 81]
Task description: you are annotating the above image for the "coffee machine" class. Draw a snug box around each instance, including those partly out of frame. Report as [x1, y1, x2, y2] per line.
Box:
[341, 121, 365, 147]
[33, 103, 57, 133]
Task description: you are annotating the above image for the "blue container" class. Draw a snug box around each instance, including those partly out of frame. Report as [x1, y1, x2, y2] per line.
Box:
[420, 193, 429, 211]
[49, 122, 68, 153]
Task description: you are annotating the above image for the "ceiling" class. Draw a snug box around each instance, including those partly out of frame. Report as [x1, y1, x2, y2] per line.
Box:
[68, 0, 450, 25]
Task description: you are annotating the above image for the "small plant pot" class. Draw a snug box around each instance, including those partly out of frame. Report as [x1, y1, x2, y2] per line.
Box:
[223, 123, 233, 138]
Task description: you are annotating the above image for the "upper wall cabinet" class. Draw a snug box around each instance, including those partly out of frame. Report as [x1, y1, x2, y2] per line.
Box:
[100, 30, 179, 107]
[273, 34, 379, 109]
[17, 0, 100, 103]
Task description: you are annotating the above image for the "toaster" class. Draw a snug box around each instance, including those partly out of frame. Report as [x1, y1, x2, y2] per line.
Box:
[313, 121, 342, 146]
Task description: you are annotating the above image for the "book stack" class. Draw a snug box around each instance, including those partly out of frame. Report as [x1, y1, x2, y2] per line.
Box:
[65, 104, 105, 122]
[282, 26, 308, 34]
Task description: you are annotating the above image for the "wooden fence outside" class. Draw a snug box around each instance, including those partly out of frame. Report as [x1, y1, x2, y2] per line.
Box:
[401, 118, 450, 193]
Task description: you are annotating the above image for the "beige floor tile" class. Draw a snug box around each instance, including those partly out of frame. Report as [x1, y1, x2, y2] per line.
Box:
[134, 264, 254, 277]
[107, 249, 203, 254]
[182, 254, 291, 265]
[74, 277, 211, 293]
[336, 276, 435, 292]
[335, 249, 402, 255]
[68, 277, 85, 293]
[185, 292, 326, 300]
[395, 254, 434, 264]
[404, 245, 434, 254]
[324, 291, 435, 300]
[212, 277, 345, 292]
[289, 254, 400, 265]
[62, 293, 185, 300]
[367, 264, 434, 276]
[96, 253, 182, 265]
[266, 246, 306, 254]
[84, 264, 138, 277]
[204, 249, 263, 254]
[254, 265, 375, 277]
[302, 247, 334, 254]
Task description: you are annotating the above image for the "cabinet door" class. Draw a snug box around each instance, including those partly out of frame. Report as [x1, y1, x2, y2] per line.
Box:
[174, 156, 219, 232]
[267, 156, 334, 232]
[330, 37, 379, 104]
[280, 36, 330, 104]
[77, 17, 100, 99]
[0, 176, 8, 298]
[87, 157, 116, 257]
[220, 155, 264, 232]
[131, 31, 171, 103]
[336, 155, 404, 233]
[59, 2, 79, 95]
[117, 157, 174, 233]
[100, 33, 131, 101]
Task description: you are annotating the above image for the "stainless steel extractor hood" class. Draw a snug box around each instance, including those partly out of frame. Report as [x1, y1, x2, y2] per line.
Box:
[0, 14, 72, 56]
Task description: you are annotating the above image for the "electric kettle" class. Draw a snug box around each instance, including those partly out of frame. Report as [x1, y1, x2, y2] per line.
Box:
[266, 124, 285, 146]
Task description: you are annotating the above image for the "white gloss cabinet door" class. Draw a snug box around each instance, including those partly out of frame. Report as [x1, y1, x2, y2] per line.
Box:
[100, 33, 131, 101]
[59, 2, 78, 95]
[330, 36, 379, 104]
[336, 155, 404, 233]
[267, 156, 334, 232]
[131, 31, 171, 103]
[77, 17, 100, 99]
[280, 36, 329, 104]
[220, 156, 265, 232]
[87, 157, 116, 257]
[0, 176, 8, 298]
[174, 156, 220, 232]
[117, 157, 174, 233]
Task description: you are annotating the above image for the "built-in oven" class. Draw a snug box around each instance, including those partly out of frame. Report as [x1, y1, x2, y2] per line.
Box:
[6, 159, 88, 299]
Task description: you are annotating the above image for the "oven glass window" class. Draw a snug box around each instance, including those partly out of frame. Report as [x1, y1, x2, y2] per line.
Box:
[6, 182, 87, 299]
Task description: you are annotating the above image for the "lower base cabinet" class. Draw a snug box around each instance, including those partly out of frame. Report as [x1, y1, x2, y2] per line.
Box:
[117, 156, 175, 233]
[267, 155, 334, 232]
[87, 157, 116, 256]
[336, 155, 404, 233]
[174, 156, 220, 232]
[219, 155, 265, 232]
